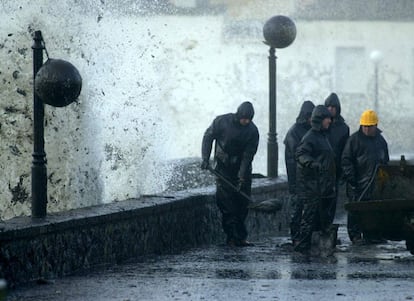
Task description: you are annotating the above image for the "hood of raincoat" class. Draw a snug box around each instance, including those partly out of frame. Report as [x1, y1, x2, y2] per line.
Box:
[236, 101, 255, 120]
[296, 100, 315, 124]
[324, 92, 341, 116]
[311, 105, 332, 130]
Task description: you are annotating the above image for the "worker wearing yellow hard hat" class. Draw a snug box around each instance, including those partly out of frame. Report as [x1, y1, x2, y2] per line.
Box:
[341, 109, 389, 244]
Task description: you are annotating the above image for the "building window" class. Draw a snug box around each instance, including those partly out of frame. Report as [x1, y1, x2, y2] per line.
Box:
[335, 47, 366, 94]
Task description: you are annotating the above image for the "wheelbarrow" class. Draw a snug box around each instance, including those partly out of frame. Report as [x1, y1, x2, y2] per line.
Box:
[344, 157, 414, 254]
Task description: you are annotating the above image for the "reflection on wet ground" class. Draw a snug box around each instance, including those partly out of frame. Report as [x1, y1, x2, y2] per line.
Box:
[6, 225, 414, 301]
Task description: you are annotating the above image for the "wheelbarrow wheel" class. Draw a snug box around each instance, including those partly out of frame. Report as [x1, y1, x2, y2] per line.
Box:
[405, 239, 414, 255]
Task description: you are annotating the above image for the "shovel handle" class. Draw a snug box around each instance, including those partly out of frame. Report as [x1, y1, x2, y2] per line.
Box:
[357, 164, 380, 202]
[207, 166, 253, 203]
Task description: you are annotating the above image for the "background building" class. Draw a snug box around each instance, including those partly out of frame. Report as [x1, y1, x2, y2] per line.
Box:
[1, 0, 413, 219]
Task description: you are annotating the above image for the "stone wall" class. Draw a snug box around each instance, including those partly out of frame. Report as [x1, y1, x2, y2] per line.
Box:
[0, 178, 289, 287]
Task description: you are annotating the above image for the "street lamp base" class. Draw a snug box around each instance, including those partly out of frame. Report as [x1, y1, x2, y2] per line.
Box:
[267, 138, 278, 178]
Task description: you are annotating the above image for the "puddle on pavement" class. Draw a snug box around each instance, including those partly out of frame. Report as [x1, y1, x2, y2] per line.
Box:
[215, 269, 253, 279]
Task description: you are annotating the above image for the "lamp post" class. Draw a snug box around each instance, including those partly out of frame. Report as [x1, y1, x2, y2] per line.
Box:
[31, 31, 47, 218]
[263, 15, 296, 178]
[370, 50, 383, 113]
[31, 30, 82, 218]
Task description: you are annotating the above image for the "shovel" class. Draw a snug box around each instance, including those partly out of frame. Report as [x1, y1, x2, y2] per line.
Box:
[207, 166, 252, 203]
[357, 163, 380, 202]
[207, 166, 282, 212]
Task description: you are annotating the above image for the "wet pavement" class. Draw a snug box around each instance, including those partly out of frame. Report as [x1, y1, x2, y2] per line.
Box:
[6, 225, 414, 301]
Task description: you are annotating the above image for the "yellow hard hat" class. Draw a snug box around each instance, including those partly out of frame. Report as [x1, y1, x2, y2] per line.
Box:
[360, 110, 378, 126]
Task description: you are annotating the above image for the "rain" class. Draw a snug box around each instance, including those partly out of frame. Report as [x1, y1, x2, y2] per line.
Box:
[1, 0, 414, 300]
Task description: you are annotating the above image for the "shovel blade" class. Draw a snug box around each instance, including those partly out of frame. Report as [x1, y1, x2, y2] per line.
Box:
[311, 224, 339, 257]
[248, 199, 283, 212]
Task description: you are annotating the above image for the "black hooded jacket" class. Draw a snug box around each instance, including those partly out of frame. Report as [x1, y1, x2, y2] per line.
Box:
[295, 105, 336, 199]
[283, 100, 315, 194]
[341, 127, 389, 200]
[324, 93, 350, 178]
[202, 102, 259, 180]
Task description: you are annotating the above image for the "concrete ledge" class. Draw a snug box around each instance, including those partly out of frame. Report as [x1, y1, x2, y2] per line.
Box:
[0, 178, 289, 287]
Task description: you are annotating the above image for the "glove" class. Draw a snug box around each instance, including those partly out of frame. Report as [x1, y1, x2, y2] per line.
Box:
[200, 159, 209, 170]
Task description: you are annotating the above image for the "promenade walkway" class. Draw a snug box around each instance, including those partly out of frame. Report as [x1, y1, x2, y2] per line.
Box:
[7, 225, 414, 301]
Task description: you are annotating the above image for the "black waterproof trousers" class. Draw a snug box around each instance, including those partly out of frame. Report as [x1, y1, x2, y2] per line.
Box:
[295, 196, 336, 252]
[216, 178, 251, 243]
[289, 194, 303, 243]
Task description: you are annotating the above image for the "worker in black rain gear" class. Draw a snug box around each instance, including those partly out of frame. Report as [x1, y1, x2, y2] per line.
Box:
[294, 105, 336, 254]
[283, 100, 315, 246]
[324, 92, 350, 223]
[201, 101, 259, 247]
[341, 109, 389, 244]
